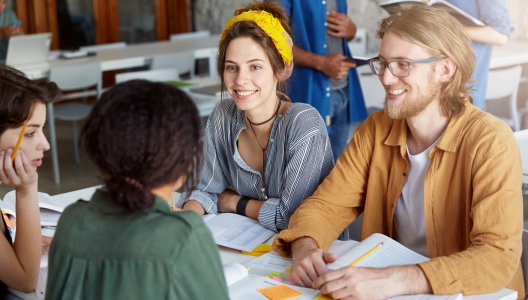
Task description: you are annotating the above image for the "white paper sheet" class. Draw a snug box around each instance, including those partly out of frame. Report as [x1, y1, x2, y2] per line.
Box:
[203, 213, 274, 252]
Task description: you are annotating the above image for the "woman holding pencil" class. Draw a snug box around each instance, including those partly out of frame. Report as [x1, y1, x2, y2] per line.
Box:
[178, 1, 337, 235]
[0, 65, 60, 299]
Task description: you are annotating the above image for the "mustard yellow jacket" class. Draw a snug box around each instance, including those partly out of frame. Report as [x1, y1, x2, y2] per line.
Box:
[274, 103, 524, 297]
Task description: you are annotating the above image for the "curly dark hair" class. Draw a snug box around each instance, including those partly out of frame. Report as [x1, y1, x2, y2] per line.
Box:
[81, 80, 203, 212]
[0, 65, 61, 136]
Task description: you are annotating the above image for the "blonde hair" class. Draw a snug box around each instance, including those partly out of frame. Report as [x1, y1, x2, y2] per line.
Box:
[377, 5, 475, 118]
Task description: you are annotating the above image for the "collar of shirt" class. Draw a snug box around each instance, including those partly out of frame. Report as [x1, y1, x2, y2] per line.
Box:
[86, 188, 171, 215]
[383, 101, 473, 156]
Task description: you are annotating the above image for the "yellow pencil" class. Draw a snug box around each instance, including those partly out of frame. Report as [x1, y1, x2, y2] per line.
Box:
[11, 124, 26, 161]
[349, 242, 384, 266]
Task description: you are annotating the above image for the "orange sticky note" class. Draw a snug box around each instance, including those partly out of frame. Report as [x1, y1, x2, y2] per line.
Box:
[257, 284, 302, 300]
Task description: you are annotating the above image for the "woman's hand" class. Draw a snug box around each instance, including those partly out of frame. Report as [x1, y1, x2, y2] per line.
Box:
[217, 189, 240, 213]
[0, 149, 38, 191]
[42, 236, 53, 253]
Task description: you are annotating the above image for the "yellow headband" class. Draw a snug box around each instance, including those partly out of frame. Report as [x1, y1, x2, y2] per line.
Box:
[220, 10, 293, 79]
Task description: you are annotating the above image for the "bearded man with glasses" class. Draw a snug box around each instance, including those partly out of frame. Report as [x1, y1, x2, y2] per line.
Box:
[272, 5, 524, 299]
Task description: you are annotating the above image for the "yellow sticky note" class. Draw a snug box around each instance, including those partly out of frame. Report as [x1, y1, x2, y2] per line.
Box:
[241, 244, 273, 256]
[253, 244, 273, 252]
[257, 284, 302, 300]
[315, 294, 335, 300]
[284, 269, 292, 274]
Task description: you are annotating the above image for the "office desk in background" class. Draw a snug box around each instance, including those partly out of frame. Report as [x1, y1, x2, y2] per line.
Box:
[14, 35, 220, 79]
[490, 40, 528, 69]
[9, 186, 518, 300]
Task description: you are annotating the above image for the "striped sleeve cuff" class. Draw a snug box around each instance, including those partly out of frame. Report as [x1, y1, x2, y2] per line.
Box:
[177, 190, 219, 214]
[258, 197, 281, 233]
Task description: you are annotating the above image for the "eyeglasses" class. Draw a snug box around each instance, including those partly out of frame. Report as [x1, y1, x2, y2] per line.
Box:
[368, 57, 444, 77]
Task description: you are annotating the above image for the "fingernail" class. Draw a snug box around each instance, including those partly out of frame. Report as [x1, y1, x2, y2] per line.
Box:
[7, 148, 12, 153]
[0, 151, 4, 155]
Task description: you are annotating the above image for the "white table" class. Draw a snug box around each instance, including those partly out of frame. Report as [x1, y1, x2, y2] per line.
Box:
[490, 40, 528, 70]
[183, 76, 224, 117]
[10, 186, 518, 300]
[14, 35, 220, 79]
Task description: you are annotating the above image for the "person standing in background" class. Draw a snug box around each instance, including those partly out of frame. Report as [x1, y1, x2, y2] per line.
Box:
[0, 0, 21, 61]
[271, 0, 368, 160]
[445, 0, 511, 109]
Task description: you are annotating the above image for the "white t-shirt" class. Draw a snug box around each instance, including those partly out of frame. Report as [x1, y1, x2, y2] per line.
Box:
[394, 139, 439, 257]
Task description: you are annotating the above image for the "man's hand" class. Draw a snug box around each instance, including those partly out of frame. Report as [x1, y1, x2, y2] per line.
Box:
[0, 26, 21, 38]
[217, 189, 240, 213]
[313, 265, 432, 300]
[327, 11, 356, 41]
[290, 237, 337, 287]
[321, 54, 356, 79]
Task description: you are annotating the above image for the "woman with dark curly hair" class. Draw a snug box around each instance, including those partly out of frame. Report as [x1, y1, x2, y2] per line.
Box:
[45, 80, 229, 300]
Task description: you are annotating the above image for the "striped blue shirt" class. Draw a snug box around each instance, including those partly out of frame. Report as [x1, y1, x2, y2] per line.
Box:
[178, 99, 334, 232]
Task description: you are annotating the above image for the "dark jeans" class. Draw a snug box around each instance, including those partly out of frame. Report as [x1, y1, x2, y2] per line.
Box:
[328, 85, 350, 161]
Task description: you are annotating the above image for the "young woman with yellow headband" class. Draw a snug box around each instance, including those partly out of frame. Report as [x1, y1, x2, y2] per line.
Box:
[179, 1, 338, 235]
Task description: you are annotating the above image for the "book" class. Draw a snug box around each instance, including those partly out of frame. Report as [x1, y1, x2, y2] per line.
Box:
[0, 191, 65, 227]
[224, 263, 320, 300]
[352, 55, 372, 68]
[202, 213, 275, 252]
[7, 252, 49, 300]
[164, 80, 199, 90]
[247, 233, 463, 300]
[379, 0, 484, 26]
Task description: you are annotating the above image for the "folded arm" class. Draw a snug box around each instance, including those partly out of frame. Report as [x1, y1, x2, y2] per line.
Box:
[178, 109, 229, 215]
[259, 120, 334, 232]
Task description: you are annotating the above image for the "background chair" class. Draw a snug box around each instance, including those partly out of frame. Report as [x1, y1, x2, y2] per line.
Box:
[115, 68, 180, 84]
[485, 65, 523, 132]
[194, 47, 218, 78]
[150, 51, 195, 79]
[169, 31, 214, 78]
[169, 30, 210, 42]
[79, 42, 127, 52]
[48, 61, 101, 184]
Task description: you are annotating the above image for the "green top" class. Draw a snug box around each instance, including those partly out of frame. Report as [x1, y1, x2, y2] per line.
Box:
[0, 10, 20, 60]
[45, 189, 229, 300]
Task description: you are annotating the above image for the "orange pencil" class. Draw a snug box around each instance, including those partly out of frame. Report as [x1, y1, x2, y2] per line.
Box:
[11, 124, 26, 161]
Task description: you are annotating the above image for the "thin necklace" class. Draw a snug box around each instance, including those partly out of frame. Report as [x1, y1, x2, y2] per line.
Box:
[246, 97, 281, 199]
